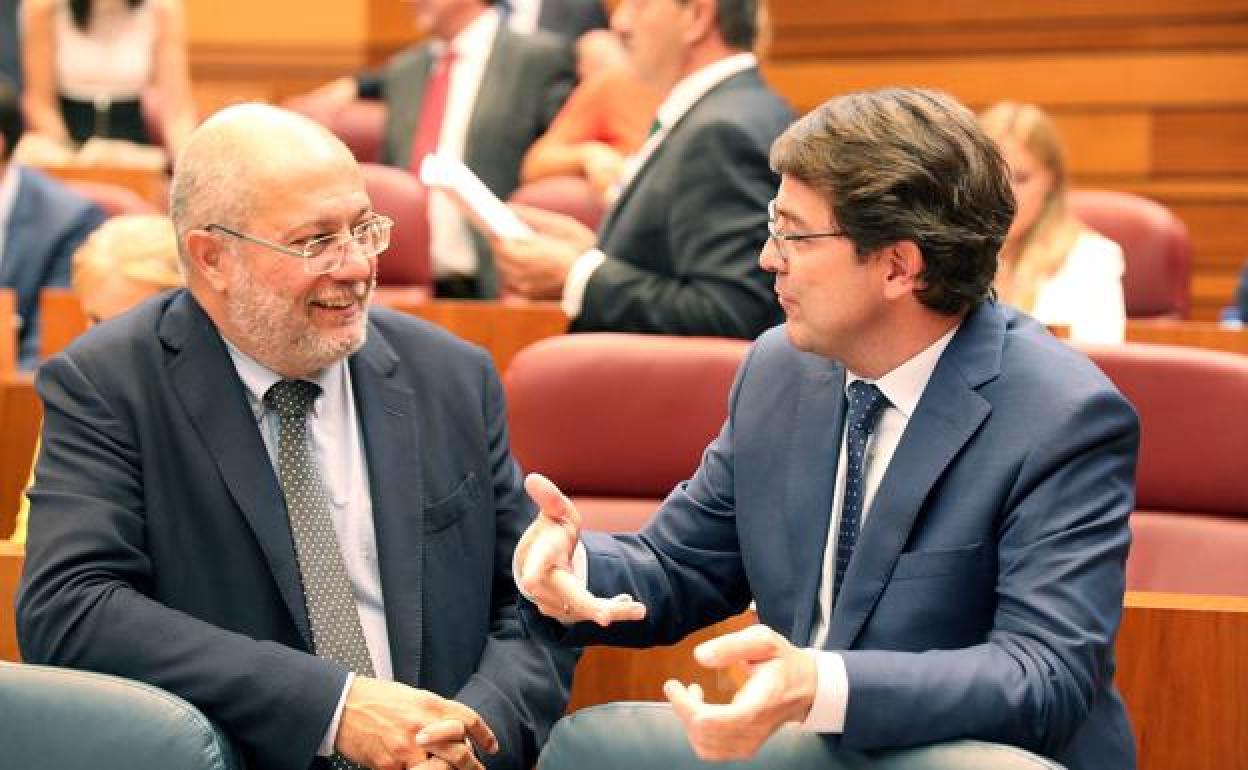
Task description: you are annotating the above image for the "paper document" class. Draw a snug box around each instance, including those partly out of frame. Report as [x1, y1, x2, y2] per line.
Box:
[419, 154, 535, 240]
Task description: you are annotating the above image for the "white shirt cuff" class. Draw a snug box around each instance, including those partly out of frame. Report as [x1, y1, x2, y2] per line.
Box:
[561, 249, 606, 319]
[798, 649, 848, 733]
[319, 672, 355, 756]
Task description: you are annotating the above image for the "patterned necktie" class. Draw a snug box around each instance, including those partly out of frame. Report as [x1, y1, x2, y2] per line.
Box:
[264, 380, 373, 770]
[831, 381, 890, 609]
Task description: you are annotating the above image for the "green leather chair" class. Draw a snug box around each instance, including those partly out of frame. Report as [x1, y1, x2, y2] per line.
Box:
[0, 662, 243, 770]
[538, 702, 1065, 770]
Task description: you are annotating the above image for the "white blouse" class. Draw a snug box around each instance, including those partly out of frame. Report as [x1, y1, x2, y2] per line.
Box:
[1030, 230, 1126, 344]
[55, 0, 155, 102]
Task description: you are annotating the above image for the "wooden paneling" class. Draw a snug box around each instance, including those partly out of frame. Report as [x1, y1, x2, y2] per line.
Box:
[764, 52, 1248, 115]
[0, 290, 16, 378]
[385, 299, 570, 373]
[1125, 320, 1248, 354]
[0, 377, 41, 538]
[1117, 592, 1248, 770]
[0, 542, 20, 662]
[1155, 110, 1248, 176]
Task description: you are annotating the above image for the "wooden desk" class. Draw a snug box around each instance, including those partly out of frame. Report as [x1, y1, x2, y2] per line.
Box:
[0, 375, 41, 539]
[1117, 591, 1248, 770]
[0, 289, 16, 376]
[385, 299, 570, 373]
[36, 164, 167, 211]
[39, 288, 89, 361]
[0, 541, 21, 662]
[1125, 319, 1248, 356]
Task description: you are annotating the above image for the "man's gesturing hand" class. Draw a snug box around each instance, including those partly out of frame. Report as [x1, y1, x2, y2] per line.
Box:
[514, 473, 646, 626]
[664, 624, 818, 761]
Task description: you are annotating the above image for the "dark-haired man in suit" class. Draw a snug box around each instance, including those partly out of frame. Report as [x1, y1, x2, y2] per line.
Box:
[0, 75, 104, 368]
[494, 0, 791, 340]
[517, 88, 1138, 770]
[18, 104, 575, 770]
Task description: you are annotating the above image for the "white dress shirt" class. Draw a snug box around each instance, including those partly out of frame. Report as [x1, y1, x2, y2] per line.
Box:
[225, 342, 390, 754]
[801, 326, 958, 733]
[506, 0, 543, 35]
[560, 52, 759, 319]
[428, 9, 503, 278]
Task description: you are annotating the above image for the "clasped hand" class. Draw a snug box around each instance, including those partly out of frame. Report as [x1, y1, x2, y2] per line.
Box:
[335, 677, 498, 770]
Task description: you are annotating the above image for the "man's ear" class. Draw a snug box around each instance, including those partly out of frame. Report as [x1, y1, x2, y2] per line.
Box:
[185, 229, 229, 292]
[881, 240, 926, 301]
[683, 0, 717, 47]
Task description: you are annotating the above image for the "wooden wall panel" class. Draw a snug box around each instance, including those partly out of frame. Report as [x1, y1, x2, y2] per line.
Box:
[1155, 110, 1248, 176]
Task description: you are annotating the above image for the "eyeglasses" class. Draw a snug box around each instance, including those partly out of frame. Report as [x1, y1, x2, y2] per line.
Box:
[766, 199, 847, 265]
[206, 215, 394, 275]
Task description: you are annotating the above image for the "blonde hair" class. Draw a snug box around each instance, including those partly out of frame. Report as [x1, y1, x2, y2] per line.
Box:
[979, 102, 1084, 312]
[72, 214, 183, 295]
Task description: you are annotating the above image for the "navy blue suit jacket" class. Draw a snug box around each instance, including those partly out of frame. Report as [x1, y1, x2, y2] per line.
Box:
[1, 167, 105, 368]
[18, 291, 576, 770]
[566, 303, 1138, 769]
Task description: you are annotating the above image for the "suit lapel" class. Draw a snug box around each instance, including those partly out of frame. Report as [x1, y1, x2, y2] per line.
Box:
[826, 304, 1005, 649]
[393, 49, 434, 168]
[160, 292, 313, 644]
[598, 69, 756, 242]
[785, 357, 845, 645]
[348, 324, 427, 685]
[463, 28, 509, 166]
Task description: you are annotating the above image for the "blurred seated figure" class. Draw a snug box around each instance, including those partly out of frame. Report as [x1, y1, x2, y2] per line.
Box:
[19, 0, 195, 161]
[980, 102, 1126, 343]
[290, 0, 573, 298]
[9, 213, 181, 545]
[0, 75, 105, 369]
[520, 29, 661, 205]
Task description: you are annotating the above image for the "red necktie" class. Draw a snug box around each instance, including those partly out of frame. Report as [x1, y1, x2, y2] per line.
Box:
[410, 49, 457, 171]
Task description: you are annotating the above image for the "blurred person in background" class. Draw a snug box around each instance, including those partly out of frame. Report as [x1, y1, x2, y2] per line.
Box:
[0, 74, 105, 369]
[980, 101, 1125, 343]
[20, 0, 196, 158]
[519, 28, 662, 204]
[8, 213, 181, 545]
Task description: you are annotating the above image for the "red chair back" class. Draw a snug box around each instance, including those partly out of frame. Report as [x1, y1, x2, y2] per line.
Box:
[505, 334, 748, 531]
[1069, 190, 1191, 319]
[509, 176, 607, 232]
[1081, 342, 1248, 595]
[360, 163, 432, 290]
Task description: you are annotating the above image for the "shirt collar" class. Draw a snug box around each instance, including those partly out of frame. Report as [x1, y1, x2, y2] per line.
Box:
[431, 7, 501, 60]
[223, 338, 346, 422]
[845, 325, 960, 419]
[654, 52, 757, 134]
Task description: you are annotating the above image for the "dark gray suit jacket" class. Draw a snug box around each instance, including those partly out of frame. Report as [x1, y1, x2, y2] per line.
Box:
[564, 303, 1138, 769]
[534, 0, 608, 42]
[382, 27, 574, 297]
[18, 292, 577, 770]
[576, 67, 792, 339]
[1, 166, 105, 368]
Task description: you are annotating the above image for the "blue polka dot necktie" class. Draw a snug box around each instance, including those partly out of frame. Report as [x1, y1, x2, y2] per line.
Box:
[265, 380, 373, 770]
[831, 381, 891, 609]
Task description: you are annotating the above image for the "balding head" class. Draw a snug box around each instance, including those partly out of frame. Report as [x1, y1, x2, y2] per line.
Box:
[169, 104, 358, 266]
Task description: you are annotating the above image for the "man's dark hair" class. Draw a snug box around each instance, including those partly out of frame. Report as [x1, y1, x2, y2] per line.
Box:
[770, 87, 1016, 315]
[714, 0, 757, 50]
[0, 75, 21, 161]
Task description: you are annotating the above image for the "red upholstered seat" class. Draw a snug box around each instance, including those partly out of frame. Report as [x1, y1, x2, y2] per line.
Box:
[509, 175, 606, 232]
[504, 333, 749, 532]
[1069, 190, 1191, 319]
[360, 163, 432, 298]
[1080, 342, 1248, 595]
[286, 95, 386, 165]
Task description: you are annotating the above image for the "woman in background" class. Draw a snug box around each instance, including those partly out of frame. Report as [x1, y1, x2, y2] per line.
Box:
[9, 214, 181, 544]
[20, 0, 195, 157]
[980, 101, 1126, 343]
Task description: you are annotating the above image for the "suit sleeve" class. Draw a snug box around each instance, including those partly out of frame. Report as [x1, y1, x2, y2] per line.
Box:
[454, 354, 579, 770]
[17, 353, 347, 770]
[552, 342, 763, 648]
[838, 387, 1137, 756]
[536, 38, 575, 134]
[579, 117, 781, 338]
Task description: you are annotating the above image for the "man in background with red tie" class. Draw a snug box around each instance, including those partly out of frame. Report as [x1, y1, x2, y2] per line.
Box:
[382, 0, 573, 298]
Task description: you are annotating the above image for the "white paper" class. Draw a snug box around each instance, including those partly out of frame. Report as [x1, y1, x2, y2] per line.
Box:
[419, 154, 535, 240]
